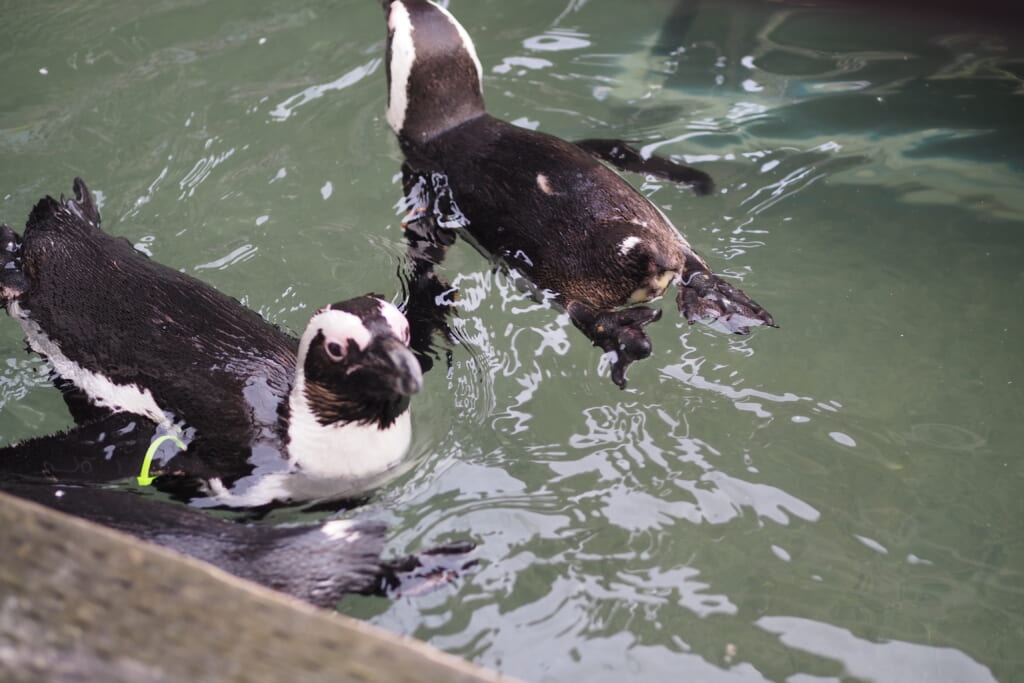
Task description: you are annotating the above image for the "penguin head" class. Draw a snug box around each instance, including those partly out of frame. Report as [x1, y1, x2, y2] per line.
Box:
[382, 0, 485, 144]
[294, 295, 422, 428]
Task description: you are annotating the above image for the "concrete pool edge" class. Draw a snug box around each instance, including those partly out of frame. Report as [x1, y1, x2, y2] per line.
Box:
[0, 490, 515, 683]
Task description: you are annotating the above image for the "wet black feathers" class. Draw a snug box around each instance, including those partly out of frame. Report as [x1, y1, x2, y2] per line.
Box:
[16, 179, 296, 446]
[407, 116, 684, 308]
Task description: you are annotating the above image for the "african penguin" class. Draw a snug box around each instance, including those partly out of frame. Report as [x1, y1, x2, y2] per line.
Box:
[1, 478, 475, 607]
[0, 178, 422, 507]
[381, 0, 775, 387]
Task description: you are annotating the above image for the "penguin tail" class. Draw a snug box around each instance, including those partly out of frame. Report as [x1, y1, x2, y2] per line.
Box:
[0, 222, 28, 304]
[26, 177, 102, 237]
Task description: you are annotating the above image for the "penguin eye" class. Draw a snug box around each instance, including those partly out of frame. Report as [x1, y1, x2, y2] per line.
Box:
[325, 340, 345, 361]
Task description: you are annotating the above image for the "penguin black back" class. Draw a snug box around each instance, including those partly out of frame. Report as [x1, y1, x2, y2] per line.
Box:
[382, 0, 775, 387]
[1, 179, 423, 505]
[12, 178, 294, 452]
[412, 115, 688, 309]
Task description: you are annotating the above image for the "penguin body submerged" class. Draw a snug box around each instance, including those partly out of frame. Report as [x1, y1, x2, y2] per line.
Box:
[382, 0, 775, 386]
[0, 478, 475, 607]
[0, 179, 422, 507]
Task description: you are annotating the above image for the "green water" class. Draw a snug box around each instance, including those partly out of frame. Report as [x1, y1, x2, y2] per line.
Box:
[2, 0, 1023, 680]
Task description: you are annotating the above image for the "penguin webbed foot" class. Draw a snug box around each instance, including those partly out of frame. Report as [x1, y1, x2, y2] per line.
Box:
[0, 223, 28, 304]
[568, 301, 662, 389]
[678, 271, 776, 334]
[574, 138, 714, 196]
[0, 413, 156, 484]
[372, 540, 478, 598]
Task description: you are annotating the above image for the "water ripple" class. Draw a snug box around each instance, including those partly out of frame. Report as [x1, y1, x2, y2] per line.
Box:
[757, 616, 996, 683]
[269, 57, 381, 122]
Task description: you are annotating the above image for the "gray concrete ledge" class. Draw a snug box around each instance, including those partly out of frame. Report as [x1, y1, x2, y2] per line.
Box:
[0, 490, 515, 683]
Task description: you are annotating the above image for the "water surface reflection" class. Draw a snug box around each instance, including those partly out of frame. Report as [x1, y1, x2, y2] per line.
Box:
[1, 0, 1021, 680]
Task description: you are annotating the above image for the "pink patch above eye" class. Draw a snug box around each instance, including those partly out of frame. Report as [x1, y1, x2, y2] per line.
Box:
[313, 310, 372, 352]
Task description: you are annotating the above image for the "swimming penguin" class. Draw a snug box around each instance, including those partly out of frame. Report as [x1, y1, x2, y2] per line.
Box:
[1, 478, 474, 607]
[0, 178, 422, 507]
[381, 0, 776, 387]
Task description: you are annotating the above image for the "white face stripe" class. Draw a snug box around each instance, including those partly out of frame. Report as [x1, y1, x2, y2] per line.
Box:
[619, 235, 642, 256]
[299, 309, 372, 367]
[386, 2, 416, 134]
[377, 298, 410, 344]
[300, 300, 410, 361]
[295, 298, 414, 377]
[536, 173, 554, 195]
[387, 0, 484, 135]
[430, 0, 483, 84]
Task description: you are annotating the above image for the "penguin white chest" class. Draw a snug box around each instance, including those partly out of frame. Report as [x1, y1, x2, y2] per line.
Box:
[286, 403, 412, 480]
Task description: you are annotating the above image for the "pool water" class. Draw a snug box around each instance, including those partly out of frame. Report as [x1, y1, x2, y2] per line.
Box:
[1, 0, 1022, 681]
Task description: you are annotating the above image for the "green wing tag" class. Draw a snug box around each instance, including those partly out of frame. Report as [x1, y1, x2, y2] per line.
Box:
[137, 433, 187, 486]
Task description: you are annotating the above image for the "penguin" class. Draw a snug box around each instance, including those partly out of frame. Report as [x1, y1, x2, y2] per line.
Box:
[380, 0, 776, 387]
[0, 478, 475, 607]
[0, 178, 423, 507]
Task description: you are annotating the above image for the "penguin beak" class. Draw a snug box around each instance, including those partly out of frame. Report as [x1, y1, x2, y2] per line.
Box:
[370, 334, 423, 397]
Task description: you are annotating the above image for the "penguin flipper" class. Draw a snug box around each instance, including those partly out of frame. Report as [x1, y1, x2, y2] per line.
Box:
[567, 301, 662, 389]
[26, 177, 102, 236]
[0, 223, 29, 303]
[0, 479, 466, 605]
[574, 138, 714, 196]
[0, 406, 248, 503]
[678, 270, 777, 334]
[0, 413, 157, 484]
[254, 524, 474, 603]
[371, 540, 478, 598]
